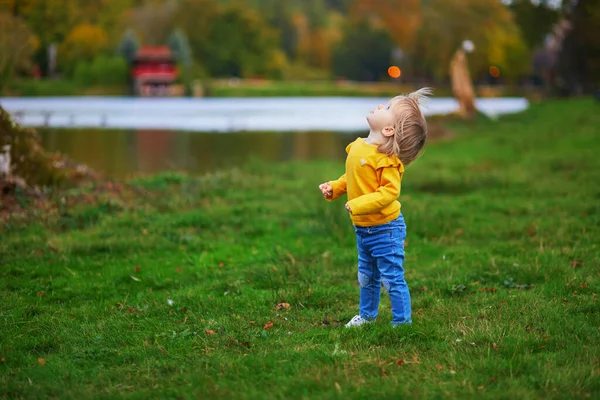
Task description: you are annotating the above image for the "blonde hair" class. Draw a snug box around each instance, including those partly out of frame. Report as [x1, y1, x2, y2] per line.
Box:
[378, 87, 432, 166]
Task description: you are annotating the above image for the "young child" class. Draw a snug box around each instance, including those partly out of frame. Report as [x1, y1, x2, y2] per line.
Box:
[319, 88, 431, 328]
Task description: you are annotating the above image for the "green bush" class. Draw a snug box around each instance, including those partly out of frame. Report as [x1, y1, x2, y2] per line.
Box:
[72, 56, 127, 86]
[73, 62, 94, 86]
[90, 56, 128, 86]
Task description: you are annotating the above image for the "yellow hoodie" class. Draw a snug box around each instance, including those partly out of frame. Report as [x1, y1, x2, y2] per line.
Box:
[328, 138, 404, 227]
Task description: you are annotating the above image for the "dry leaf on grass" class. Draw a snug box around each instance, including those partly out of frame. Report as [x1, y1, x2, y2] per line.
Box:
[275, 303, 290, 310]
[264, 321, 274, 330]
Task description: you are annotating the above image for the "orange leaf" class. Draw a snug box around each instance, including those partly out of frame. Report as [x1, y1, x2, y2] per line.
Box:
[205, 330, 215, 335]
[264, 321, 274, 330]
[36, 291, 46, 297]
[396, 359, 405, 366]
[275, 303, 290, 310]
[381, 368, 388, 377]
[38, 358, 46, 365]
[436, 364, 444, 370]
[493, 342, 499, 349]
[134, 266, 141, 272]
[1, 357, 5, 362]
[477, 386, 485, 390]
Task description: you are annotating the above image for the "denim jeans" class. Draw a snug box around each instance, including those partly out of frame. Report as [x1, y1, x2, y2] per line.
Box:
[354, 214, 411, 326]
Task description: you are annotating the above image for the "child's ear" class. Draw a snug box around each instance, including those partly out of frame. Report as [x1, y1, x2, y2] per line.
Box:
[382, 126, 395, 137]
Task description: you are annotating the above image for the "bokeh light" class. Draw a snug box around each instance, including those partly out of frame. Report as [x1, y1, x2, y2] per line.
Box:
[388, 66, 401, 79]
[489, 66, 500, 78]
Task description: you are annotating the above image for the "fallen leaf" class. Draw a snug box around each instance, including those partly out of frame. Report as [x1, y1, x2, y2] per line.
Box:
[570, 260, 582, 268]
[412, 356, 420, 364]
[456, 229, 464, 236]
[130, 275, 140, 282]
[264, 321, 274, 330]
[205, 330, 215, 335]
[176, 267, 183, 273]
[38, 358, 46, 366]
[396, 359, 405, 366]
[493, 342, 499, 350]
[436, 364, 443, 370]
[249, 321, 255, 325]
[36, 291, 46, 297]
[478, 287, 498, 293]
[381, 368, 388, 377]
[1, 357, 5, 362]
[490, 376, 497, 383]
[275, 303, 291, 311]
[218, 263, 224, 268]
[134, 266, 141, 272]
[115, 302, 124, 309]
[334, 382, 341, 393]
[580, 282, 587, 289]
[417, 286, 427, 292]
[478, 385, 485, 390]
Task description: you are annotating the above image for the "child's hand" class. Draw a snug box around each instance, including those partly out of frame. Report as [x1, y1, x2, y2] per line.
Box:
[319, 183, 333, 199]
[345, 203, 352, 214]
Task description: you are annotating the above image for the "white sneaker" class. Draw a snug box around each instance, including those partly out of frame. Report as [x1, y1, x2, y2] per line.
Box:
[345, 315, 373, 328]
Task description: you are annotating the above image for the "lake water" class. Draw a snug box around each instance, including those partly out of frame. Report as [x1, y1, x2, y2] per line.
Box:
[1, 96, 529, 177]
[37, 128, 361, 178]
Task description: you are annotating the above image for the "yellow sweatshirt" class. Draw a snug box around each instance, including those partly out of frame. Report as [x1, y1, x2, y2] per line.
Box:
[328, 138, 404, 227]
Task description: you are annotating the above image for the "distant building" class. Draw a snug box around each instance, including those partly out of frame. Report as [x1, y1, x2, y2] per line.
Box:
[131, 46, 178, 97]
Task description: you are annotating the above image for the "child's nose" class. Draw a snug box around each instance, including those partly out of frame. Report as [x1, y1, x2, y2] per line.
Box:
[377, 104, 384, 110]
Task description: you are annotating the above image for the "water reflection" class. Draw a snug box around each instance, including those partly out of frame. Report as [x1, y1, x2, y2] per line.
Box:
[38, 128, 362, 178]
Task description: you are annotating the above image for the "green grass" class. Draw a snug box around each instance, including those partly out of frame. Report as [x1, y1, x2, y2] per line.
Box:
[1, 99, 599, 399]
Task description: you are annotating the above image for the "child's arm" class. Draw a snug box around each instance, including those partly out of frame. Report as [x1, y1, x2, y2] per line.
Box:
[346, 167, 400, 215]
[319, 174, 346, 200]
[326, 174, 347, 201]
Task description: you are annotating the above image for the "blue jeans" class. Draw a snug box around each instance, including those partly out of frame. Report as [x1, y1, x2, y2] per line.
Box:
[354, 214, 411, 326]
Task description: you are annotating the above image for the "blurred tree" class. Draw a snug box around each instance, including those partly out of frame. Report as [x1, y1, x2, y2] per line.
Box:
[173, 0, 284, 78]
[555, 0, 600, 94]
[168, 29, 193, 94]
[58, 24, 108, 76]
[116, 29, 139, 95]
[128, 0, 177, 45]
[510, 0, 559, 49]
[2, 0, 79, 76]
[411, 0, 529, 82]
[0, 12, 39, 91]
[332, 20, 395, 81]
[349, 0, 422, 49]
[117, 29, 140, 66]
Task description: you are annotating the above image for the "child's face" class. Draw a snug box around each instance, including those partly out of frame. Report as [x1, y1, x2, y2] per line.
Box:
[366, 101, 396, 132]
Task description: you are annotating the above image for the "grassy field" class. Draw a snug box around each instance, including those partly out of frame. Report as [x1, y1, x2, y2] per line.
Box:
[1, 99, 599, 399]
[4, 77, 522, 98]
